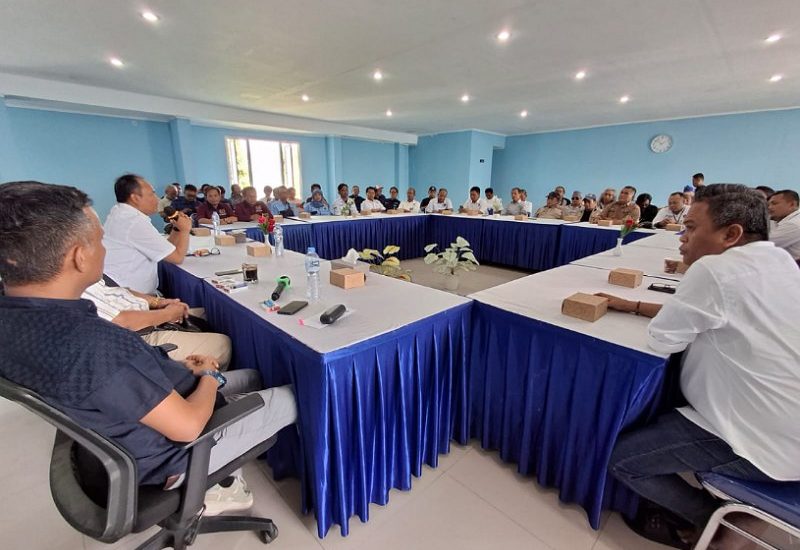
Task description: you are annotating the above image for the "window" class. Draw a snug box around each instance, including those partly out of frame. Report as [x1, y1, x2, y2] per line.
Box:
[225, 137, 302, 194]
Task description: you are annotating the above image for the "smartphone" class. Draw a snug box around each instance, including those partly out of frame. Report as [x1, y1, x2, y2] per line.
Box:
[648, 283, 677, 294]
[277, 300, 309, 315]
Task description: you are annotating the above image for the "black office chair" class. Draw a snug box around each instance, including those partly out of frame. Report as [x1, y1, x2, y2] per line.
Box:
[0, 375, 280, 549]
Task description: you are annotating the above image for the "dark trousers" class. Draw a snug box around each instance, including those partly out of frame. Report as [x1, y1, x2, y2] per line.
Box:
[609, 410, 774, 527]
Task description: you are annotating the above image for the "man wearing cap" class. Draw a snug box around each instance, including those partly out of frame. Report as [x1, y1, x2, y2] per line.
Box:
[420, 185, 437, 212]
[562, 191, 584, 218]
[582, 194, 600, 222]
[598, 185, 641, 222]
[534, 192, 564, 219]
[653, 192, 690, 228]
[502, 188, 528, 216]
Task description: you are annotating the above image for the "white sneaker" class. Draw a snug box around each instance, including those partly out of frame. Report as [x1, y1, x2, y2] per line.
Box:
[203, 475, 254, 516]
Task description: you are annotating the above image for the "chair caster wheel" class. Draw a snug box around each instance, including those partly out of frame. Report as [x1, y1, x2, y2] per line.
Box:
[259, 525, 278, 544]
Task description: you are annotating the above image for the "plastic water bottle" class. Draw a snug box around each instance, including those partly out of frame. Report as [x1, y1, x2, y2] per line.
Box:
[305, 247, 321, 301]
[274, 224, 284, 257]
[211, 211, 220, 235]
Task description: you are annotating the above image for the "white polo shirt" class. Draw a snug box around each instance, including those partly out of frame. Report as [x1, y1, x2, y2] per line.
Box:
[360, 198, 385, 213]
[647, 241, 800, 480]
[652, 205, 690, 225]
[103, 203, 175, 294]
[770, 209, 800, 260]
[82, 280, 149, 322]
[425, 198, 453, 213]
[461, 199, 487, 214]
[398, 200, 420, 213]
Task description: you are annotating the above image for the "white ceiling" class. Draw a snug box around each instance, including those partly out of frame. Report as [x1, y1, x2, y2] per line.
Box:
[1, 0, 799, 136]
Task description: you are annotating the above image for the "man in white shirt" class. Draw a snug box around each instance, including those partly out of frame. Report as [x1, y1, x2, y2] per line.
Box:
[425, 188, 453, 213]
[519, 188, 533, 216]
[460, 186, 487, 214]
[652, 192, 690, 228]
[331, 183, 351, 215]
[103, 174, 191, 294]
[481, 187, 503, 214]
[157, 184, 178, 218]
[399, 187, 421, 213]
[360, 186, 386, 213]
[82, 278, 232, 368]
[768, 189, 800, 261]
[599, 184, 800, 546]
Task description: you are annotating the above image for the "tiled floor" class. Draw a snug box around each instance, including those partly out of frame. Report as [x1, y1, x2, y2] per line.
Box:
[401, 258, 531, 296]
[0, 396, 676, 550]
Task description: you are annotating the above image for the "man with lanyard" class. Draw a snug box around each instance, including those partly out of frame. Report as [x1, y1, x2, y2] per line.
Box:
[653, 192, 690, 228]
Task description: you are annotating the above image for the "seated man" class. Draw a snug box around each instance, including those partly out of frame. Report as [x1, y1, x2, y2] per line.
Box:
[553, 185, 570, 206]
[158, 184, 178, 218]
[261, 185, 273, 203]
[268, 186, 297, 217]
[235, 186, 271, 222]
[331, 183, 351, 215]
[502, 187, 527, 216]
[425, 188, 453, 213]
[360, 186, 386, 213]
[519, 188, 533, 215]
[419, 185, 437, 212]
[82, 278, 232, 369]
[349, 185, 365, 212]
[755, 185, 775, 200]
[460, 186, 487, 214]
[482, 187, 503, 214]
[561, 191, 584, 218]
[229, 184, 244, 206]
[383, 186, 401, 211]
[104, 174, 191, 294]
[652, 191, 690, 228]
[197, 186, 237, 225]
[534, 192, 564, 219]
[599, 184, 800, 547]
[581, 193, 599, 223]
[171, 183, 200, 216]
[768, 189, 800, 261]
[287, 187, 304, 211]
[597, 187, 616, 211]
[636, 193, 659, 223]
[306, 189, 332, 215]
[598, 185, 640, 222]
[0, 181, 297, 514]
[399, 187, 420, 213]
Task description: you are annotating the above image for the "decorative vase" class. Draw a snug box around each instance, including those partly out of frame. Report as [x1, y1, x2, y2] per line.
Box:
[444, 272, 460, 291]
[613, 237, 624, 256]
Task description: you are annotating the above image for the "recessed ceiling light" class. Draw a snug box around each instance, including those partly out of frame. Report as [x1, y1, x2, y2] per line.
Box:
[141, 11, 160, 23]
[109, 57, 124, 68]
[769, 74, 783, 82]
[497, 29, 511, 42]
[619, 95, 630, 104]
[520, 110, 528, 118]
[575, 70, 587, 80]
[385, 109, 393, 117]
[373, 70, 383, 81]
[765, 33, 782, 43]
[461, 94, 470, 103]
[301, 94, 310, 102]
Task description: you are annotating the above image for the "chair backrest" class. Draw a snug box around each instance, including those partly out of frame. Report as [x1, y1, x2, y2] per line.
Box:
[0, 375, 138, 543]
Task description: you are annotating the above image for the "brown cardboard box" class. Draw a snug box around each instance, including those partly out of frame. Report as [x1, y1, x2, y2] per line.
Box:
[192, 227, 211, 236]
[663, 258, 689, 274]
[611, 219, 624, 225]
[361, 210, 372, 216]
[233, 232, 247, 244]
[246, 242, 271, 257]
[386, 209, 399, 215]
[330, 268, 365, 289]
[465, 210, 482, 216]
[441, 210, 453, 215]
[273, 215, 284, 223]
[299, 212, 311, 219]
[562, 292, 608, 322]
[562, 215, 580, 222]
[608, 267, 644, 288]
[597, 219, 613, 227]
[214, 234, 235, 246]
[665, 223, 683, 232]
[514, 214, 528, 221]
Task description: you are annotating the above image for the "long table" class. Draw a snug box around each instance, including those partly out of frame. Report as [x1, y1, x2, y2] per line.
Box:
[159, 245, 471, 538]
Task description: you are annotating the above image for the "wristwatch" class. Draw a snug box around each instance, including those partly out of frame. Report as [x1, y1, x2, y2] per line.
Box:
[200, 370, 227, 389]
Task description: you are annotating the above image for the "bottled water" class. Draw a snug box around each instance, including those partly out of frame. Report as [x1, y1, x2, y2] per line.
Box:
[211, 211, 220, 235]
[274, 224, 284, 256]
[305, 246, 321, 301]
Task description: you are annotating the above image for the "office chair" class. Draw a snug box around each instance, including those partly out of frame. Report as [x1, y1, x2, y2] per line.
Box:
[0, 375, 280, 549]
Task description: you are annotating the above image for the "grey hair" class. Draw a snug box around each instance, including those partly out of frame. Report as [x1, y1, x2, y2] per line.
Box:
[694, 183, 769, 242]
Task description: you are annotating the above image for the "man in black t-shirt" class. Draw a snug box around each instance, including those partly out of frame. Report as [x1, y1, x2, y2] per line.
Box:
[420, 185, 437, 211]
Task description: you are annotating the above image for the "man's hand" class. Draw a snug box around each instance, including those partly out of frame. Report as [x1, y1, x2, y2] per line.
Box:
[594, 292, 636, 313]
[174, 212, 192, 232]
[163, 302, 189, 323]
[183, 355, 220, 376]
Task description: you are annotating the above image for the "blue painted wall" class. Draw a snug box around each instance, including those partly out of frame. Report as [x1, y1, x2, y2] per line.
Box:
[340, 138, 396, 191]
[491, 109, 800, 206]
[468, 131, 506, 191]
[409, 131, 472, 192]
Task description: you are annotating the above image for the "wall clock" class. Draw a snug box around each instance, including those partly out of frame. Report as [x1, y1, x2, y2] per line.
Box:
[650, 134, 673, 153]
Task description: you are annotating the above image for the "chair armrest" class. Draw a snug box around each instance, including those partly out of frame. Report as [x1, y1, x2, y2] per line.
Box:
[182, 393, 265, 450]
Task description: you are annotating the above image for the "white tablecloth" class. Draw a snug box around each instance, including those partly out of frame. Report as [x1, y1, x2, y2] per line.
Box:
[570, 243, 685, 281]
[175, 244, 469, 354]
[627, 230, 682, 251]
[469, 263, 671, 357]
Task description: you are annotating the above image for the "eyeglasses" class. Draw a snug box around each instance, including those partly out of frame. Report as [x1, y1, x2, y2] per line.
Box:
[186, 247, 221, 257]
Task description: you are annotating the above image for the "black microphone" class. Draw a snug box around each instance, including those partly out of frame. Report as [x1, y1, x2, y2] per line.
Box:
[320, 304, 346, 325]
[271, 276, 291, 301]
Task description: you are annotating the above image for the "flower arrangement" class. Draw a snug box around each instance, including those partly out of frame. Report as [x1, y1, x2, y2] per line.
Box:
[423, 236, 479, 275]
[619, 217, 637, 239]
[257, 215, 275, 235]
[340, 198, 356, 216]
[359, 245, 412, 281]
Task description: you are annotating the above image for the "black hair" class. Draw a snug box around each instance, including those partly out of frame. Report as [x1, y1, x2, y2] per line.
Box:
[622, 185, 637, 195]
[337, 183, 348, 192]
[0, 181, 94, 285]
[755, 185, 775, 198]
[773, 189, 800, 204]
[695, 184, 768, 242]
[311, 183, 321, 191]
[114, 173, 143, 203]
[390, 186, 398, 192]
[470, 186, 480, 194]
[366, 186, 376, 193]
[485, 188, 494, 194]
[636, 193, 652, 206]
[184, 184, 197, 192]
[693, 173, 704, 180]
[669, 191, 684, 198]
[547, 192, 559, 200]
[217, 186, 225, 195]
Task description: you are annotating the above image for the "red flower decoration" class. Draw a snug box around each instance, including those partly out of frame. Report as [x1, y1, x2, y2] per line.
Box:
[268, 218, 276, 233]
[258, 215, 267, 225]
[625, 218, 634, 227]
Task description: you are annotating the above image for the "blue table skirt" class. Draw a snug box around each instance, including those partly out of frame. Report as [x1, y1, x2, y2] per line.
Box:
[310, 216, 428, 260]
[427, 215, 487, 260]
[159, 262, 471, 538]
[245, 223, 313, 254]
[556, 225, 655, 266]
[480, 220, 561, 271]
[468, 302, 669, 528]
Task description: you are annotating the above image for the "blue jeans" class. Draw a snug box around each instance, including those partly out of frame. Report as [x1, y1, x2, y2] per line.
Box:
[609, 410, 774, 527]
